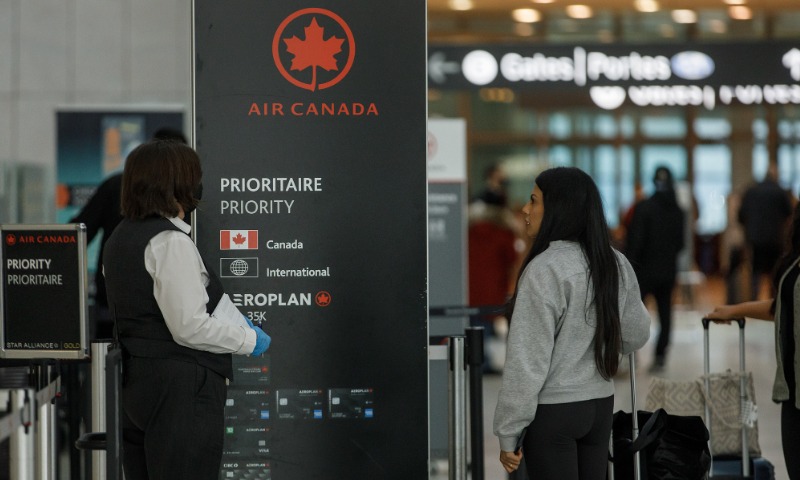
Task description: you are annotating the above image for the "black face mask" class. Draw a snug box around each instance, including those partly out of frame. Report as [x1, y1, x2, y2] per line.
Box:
[184, 183, 203, 216]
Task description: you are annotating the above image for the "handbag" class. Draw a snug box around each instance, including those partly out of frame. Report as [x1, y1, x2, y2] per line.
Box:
[644, 371, 761, 457]
[611, 408, 711, 480]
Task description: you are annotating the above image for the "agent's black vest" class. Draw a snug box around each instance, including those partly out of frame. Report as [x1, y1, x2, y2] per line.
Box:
[103, 216, 232, 379]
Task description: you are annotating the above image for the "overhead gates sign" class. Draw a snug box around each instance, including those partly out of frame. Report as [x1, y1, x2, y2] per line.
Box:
[428, 41, 800, 110]
[194, 2, 427, 479]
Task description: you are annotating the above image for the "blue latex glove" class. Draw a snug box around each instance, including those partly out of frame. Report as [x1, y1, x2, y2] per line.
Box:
[243, 314, 254, 328]
[251, 326, 271, 356]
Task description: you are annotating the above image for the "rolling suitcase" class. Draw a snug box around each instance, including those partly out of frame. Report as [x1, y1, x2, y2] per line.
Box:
[610, 354, 710, 480]
[702, 317, 775, 479]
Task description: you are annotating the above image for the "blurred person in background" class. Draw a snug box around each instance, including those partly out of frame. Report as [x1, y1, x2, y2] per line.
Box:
[721, 190, 746, 304]
[738, 162, 792, 300]
[468, 163, 524, 372]
[625, 166, 685, 372]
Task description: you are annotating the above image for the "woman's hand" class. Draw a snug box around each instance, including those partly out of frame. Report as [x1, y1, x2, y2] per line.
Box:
[705, 305, 741, 324]
[499, 449, 522, 473]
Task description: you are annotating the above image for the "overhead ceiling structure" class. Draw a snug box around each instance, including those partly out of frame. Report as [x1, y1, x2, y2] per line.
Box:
[428, 0, 800, 43]
[429, 0, 799, 16]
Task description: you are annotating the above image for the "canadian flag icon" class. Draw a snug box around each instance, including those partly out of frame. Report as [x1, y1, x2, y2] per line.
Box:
[220, 230, 259, 250]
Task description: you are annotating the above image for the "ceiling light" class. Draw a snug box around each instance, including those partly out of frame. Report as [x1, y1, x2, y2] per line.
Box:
[729, 6, 752, 20]
[532, 0, 555, 4]
[723, 0, 746, 5]
[634, 0, 660, 13]
[512, 8, 541, 23]
[566, 5, 593, 19]
[448, 0, 473, 11]
[671, 9, 697, 24]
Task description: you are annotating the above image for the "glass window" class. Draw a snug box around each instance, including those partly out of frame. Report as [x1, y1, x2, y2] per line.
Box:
[595, 146, 619, 226]
[547, 145, 572, 168]
[640, 116, 686, 139]
[778, 120, 795, 140]
[594, 114, 617, 139]
[752, 118, 768, 141]
[778, 144, 800, 196]
[752, 144, 768, 181]
[617, 146, 636, 216]
[549, 114, 572, 139]
[694, 117, 731, 140]
[619, 115, 636, 139]
[694, 146, 731, 235]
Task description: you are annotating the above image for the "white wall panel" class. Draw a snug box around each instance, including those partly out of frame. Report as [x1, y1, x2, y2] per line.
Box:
[19, 0, 70, 94]
[0, 98, 14, 161]
[0, 1, 18, 94]
[75, 0, 125, 96]
[130, 0, 191, 101]
[17, 94, 61, 167]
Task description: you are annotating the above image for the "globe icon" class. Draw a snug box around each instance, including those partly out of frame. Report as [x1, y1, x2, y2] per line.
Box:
[230, 259, 249, 276]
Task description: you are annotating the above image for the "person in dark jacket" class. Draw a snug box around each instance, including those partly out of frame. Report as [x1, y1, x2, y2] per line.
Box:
[738, 162, 792, 300]
[626, 166, 685, 371]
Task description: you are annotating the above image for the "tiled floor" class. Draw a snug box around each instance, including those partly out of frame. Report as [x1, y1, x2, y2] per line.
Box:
[434, 276, 789, 479]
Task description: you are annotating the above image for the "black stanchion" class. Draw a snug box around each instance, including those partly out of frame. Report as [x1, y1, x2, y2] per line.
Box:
[465, 326, 485, 480]
[105, 345, 123, 480]
[74, 342, 123, 480]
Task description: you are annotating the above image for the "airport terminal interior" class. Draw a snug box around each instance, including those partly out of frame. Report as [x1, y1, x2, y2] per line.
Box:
[2, 0, 800, 478]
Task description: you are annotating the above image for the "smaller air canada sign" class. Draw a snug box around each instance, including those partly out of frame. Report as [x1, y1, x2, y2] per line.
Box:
[428, 42, 800, 110]
[0, 224, 88, 359]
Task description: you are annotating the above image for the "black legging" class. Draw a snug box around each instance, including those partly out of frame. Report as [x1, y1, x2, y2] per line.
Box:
[783, 400, 800, 479]
[522, 395, 614, 480]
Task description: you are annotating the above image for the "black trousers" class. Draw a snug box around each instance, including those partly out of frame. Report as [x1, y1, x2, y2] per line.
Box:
[640, 281, 674, 359]
[522, 395, 614, 480]
[121, 357, 227, 480]
[783, 400, 800, 480]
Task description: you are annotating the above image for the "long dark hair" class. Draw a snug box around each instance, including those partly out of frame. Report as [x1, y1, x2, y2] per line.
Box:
[507, 167, 623, 380]
[773, 203, 800, 290]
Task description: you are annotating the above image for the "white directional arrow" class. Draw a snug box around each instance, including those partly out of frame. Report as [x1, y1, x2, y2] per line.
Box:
[428, 51, 461, 84]
[782, 48, 800, 81]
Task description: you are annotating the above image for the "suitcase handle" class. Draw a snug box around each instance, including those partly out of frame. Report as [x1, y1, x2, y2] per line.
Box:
[700, 316, 750, 478]
[701, 317, 745, 330]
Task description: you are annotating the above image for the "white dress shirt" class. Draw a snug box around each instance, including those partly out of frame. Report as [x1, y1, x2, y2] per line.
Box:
[141, 217, 256, 355]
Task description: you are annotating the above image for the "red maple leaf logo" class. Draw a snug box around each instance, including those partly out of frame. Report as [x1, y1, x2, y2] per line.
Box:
[232, 233, 247, 245]
[315, 291, 332, 307]
[283, 18, 344, 92]
[5, 234, 16, 246]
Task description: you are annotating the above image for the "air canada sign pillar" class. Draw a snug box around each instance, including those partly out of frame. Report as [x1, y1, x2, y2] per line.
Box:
[193, 2, 427, 479]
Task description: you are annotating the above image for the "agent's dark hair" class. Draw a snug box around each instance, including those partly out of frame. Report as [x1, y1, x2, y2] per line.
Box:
[508, 167, 622, 380]
[120, 139, 202, 219]
[152, 127, 187, 144]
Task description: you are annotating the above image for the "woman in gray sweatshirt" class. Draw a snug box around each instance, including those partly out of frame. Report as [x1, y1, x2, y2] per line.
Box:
[494, 167, 651, 479]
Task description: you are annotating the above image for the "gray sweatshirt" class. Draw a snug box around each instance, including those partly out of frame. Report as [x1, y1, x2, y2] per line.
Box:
[493, 240, 651, 452]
